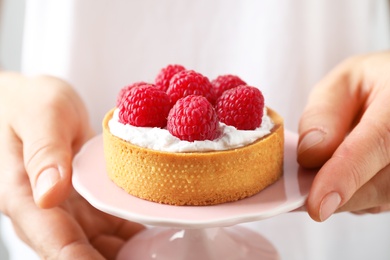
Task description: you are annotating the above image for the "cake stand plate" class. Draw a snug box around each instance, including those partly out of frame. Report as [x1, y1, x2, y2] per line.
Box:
[72, 131, 316, 260]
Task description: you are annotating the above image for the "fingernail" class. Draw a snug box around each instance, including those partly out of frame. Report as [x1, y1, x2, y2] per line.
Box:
[35, 167, 61, 200]
[298, 129, 326, 155]
[319, 192, 341, 221]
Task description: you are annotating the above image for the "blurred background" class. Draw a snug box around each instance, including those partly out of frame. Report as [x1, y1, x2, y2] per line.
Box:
[1, 0, 25, 70]
[0, 0, 26, 258]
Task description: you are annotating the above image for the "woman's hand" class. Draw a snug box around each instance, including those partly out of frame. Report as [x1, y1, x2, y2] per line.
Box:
[297, 52, 390, 222]
[0, 72, 144, 259]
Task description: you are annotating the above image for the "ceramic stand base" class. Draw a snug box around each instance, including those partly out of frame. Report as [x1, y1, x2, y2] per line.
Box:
[117, 226, 279, 260]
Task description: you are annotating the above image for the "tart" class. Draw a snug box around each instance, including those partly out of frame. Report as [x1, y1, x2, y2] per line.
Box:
[102, 65, 284, 206]
[102, 108, 283, 206]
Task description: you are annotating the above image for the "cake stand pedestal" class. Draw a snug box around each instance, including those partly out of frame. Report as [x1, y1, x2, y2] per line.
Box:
[117, 226, 278, 260]
[72, 131, 316, 260]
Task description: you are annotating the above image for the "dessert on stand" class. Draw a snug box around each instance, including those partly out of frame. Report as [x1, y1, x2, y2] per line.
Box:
[104, 65, 284, 206]
[72, 65, 316, 259]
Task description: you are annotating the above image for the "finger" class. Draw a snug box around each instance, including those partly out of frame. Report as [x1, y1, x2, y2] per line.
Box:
[306, 91, 390, 221]
[69, 195, 145, 259]
[89, 215, 145, 258]
[10, 199, 105, 260]
[297, 58, 362, 168]
[17, 103, 73, 208]
[337, 164, 390, 213]
[91, 236, 124, 260]
[91, 221, 145, 260]
[11, 78, 88, 208]
[0, 132, 103, 260]
[88, 225, 145, 260]
[0, 125, 29, 212]
[354, 204, 390, 214]
[351, 204, 390, 215]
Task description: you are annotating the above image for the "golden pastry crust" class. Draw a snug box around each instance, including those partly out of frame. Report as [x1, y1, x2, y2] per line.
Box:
[103, 108, 284, 206]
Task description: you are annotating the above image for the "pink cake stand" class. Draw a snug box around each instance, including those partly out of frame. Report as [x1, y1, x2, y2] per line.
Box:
[72, 131, 316, 260]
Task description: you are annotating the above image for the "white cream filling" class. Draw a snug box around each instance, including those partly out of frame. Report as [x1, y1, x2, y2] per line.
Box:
[109, 108, 274, 152]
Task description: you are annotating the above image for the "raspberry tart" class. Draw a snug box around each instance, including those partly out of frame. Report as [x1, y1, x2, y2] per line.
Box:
[103, 66, 284, 206]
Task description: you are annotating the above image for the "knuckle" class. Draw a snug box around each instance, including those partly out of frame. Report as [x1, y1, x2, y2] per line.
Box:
[334, 117, 390, 198]
[365, 204, 390, 214]
[333, 143, 367, 193]
[377, 167, 390, 205]
[347, 158, 366, 193]
[24, 138, 57, 176]
[366, 118, 390, 165]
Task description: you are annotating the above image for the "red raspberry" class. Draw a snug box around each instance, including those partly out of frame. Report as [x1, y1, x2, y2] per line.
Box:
[155, 64, 186, 92]
[118, 85, 171, 127]
[211, 74, 246, 99]
[215, 85, 265, 130]
[167, 70, 216, 105]
[167, 95, 220, 142]
[116, 81, 149, 107]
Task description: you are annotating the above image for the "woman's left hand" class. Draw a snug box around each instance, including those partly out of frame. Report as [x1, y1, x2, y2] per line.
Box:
[297, 51, 390, 222]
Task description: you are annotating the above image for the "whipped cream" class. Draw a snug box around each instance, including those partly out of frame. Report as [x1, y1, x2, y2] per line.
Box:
[108, 108, 274, 152]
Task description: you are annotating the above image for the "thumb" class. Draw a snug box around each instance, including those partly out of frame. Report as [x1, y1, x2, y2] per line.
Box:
[11, 78, 88, 208]
[297, 59, 361, 168]
[19, 107, 75, 208]
[297, 59, 361, 221]
[24, 141, 72, 209]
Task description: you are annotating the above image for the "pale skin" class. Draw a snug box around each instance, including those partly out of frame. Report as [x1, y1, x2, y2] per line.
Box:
[298, 51, 390, 221]
[0, 73, 144, 259]
[0, 51, 389, 258]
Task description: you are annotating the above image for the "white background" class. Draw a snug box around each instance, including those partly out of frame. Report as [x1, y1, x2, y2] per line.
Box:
[0, 0, 26, 258]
